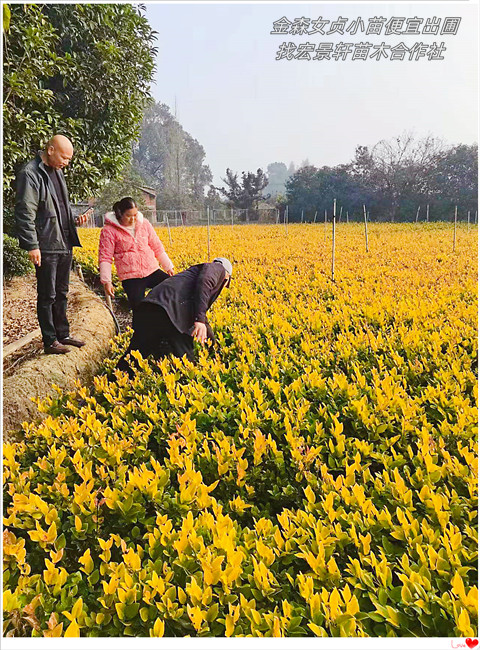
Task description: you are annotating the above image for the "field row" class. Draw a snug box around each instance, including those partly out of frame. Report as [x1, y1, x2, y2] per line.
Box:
[4, 224, 478, 637]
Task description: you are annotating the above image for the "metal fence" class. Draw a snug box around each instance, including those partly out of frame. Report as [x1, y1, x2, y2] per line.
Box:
[76, 205, 478, 228]
[87, 207, 280, 228]
[156, 208, 280, 226]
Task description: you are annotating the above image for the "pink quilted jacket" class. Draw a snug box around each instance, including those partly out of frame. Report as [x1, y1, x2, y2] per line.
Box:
[98, 212, 173, 284]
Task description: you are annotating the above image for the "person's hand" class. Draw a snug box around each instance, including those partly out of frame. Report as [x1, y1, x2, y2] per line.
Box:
[166, 267, 175, 276]
[104, 282, 115, 297]
[28, 249, 41, 266]
[192, 321, 207, 344]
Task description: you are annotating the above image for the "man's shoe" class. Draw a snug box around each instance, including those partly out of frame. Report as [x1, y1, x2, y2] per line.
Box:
[45, 341, 70, 354]
[58, 337, 86, 348]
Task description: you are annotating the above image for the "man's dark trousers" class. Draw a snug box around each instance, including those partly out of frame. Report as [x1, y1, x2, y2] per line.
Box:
[35, 251, 72, 346]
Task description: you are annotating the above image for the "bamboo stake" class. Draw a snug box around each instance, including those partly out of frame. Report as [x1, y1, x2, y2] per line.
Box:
[76, 264, 84, 283]
[313, 211, 317, 223]
[363, 204, 369, 253]
[453, 205, 457, 252]
[331, 199, 336, 282]
[415, 206, 420, 223]
[166, 214, 172, 245]
[207, 207, 211, 261]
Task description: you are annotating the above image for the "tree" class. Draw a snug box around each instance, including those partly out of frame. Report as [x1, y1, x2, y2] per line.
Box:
[94, 161, 150, 218]
[184, 133, 213, 205]
[205, 186, 225, 210]
[133, 102, 212, 209]
[3, 4, 65, 210]
[350, 133, 445, 221]
[263, 162, 289, 201]
[429, 144, 478, 216]
[214, 168, 268, 220]
[3, 4, 156, 211]
[285, 164, 371, 221]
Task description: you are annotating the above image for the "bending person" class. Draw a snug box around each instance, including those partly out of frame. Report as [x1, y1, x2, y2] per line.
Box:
[117, 257, 232, 374]
[98, 197, 174, 309]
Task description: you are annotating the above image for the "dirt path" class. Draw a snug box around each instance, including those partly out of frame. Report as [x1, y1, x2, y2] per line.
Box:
[3, 274, 38, 346]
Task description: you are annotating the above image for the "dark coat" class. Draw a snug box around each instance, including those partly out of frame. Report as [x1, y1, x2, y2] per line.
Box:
[14, 153, 81, 253]
[142, 262, 227, 335]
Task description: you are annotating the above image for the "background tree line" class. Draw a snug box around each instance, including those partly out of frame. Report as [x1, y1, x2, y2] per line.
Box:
[281, 134, 478, 222]
[215, 135, 477, 223]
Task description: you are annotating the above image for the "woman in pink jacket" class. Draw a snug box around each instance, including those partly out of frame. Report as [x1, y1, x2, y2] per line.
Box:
[98, 197, 174, 309]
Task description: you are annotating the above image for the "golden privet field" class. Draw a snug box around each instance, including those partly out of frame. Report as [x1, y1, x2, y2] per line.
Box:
[3, 223, 478, 638]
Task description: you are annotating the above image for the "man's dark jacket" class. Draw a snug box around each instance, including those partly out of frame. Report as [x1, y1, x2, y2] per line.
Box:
[142, 262, 227, 335]
[14, 153, 81, 253]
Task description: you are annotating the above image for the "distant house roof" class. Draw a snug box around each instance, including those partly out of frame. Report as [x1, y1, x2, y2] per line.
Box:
[136, 185, 157, 197]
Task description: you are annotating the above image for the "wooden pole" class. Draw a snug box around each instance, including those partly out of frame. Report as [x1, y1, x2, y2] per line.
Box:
[331, 200, 336, 282]
[166, 214, 172, 245]
[415, 206, 420, 223]
[453, 205, 457, 253]
[313, 210, 317, 223]
[426, 204, 430, 222]
[301, 209, 304, 224]
[346, 211, 349, 223]
[339, 206, 343, 222]
[363, 204, 369, 253]
[207, 207, 211, 261]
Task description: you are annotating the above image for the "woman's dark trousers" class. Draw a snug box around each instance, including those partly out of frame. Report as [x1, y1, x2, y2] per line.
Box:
[122, 269, 169, 310]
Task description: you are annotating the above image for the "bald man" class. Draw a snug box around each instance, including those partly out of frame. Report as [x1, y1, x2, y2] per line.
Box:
[14, 136, 90, 354]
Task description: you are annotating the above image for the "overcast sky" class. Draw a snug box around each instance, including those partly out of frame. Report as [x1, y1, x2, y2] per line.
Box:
[145, 2, 478, 185]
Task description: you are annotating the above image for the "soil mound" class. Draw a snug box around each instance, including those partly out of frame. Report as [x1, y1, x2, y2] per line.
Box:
[3, 275, 116, 437]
